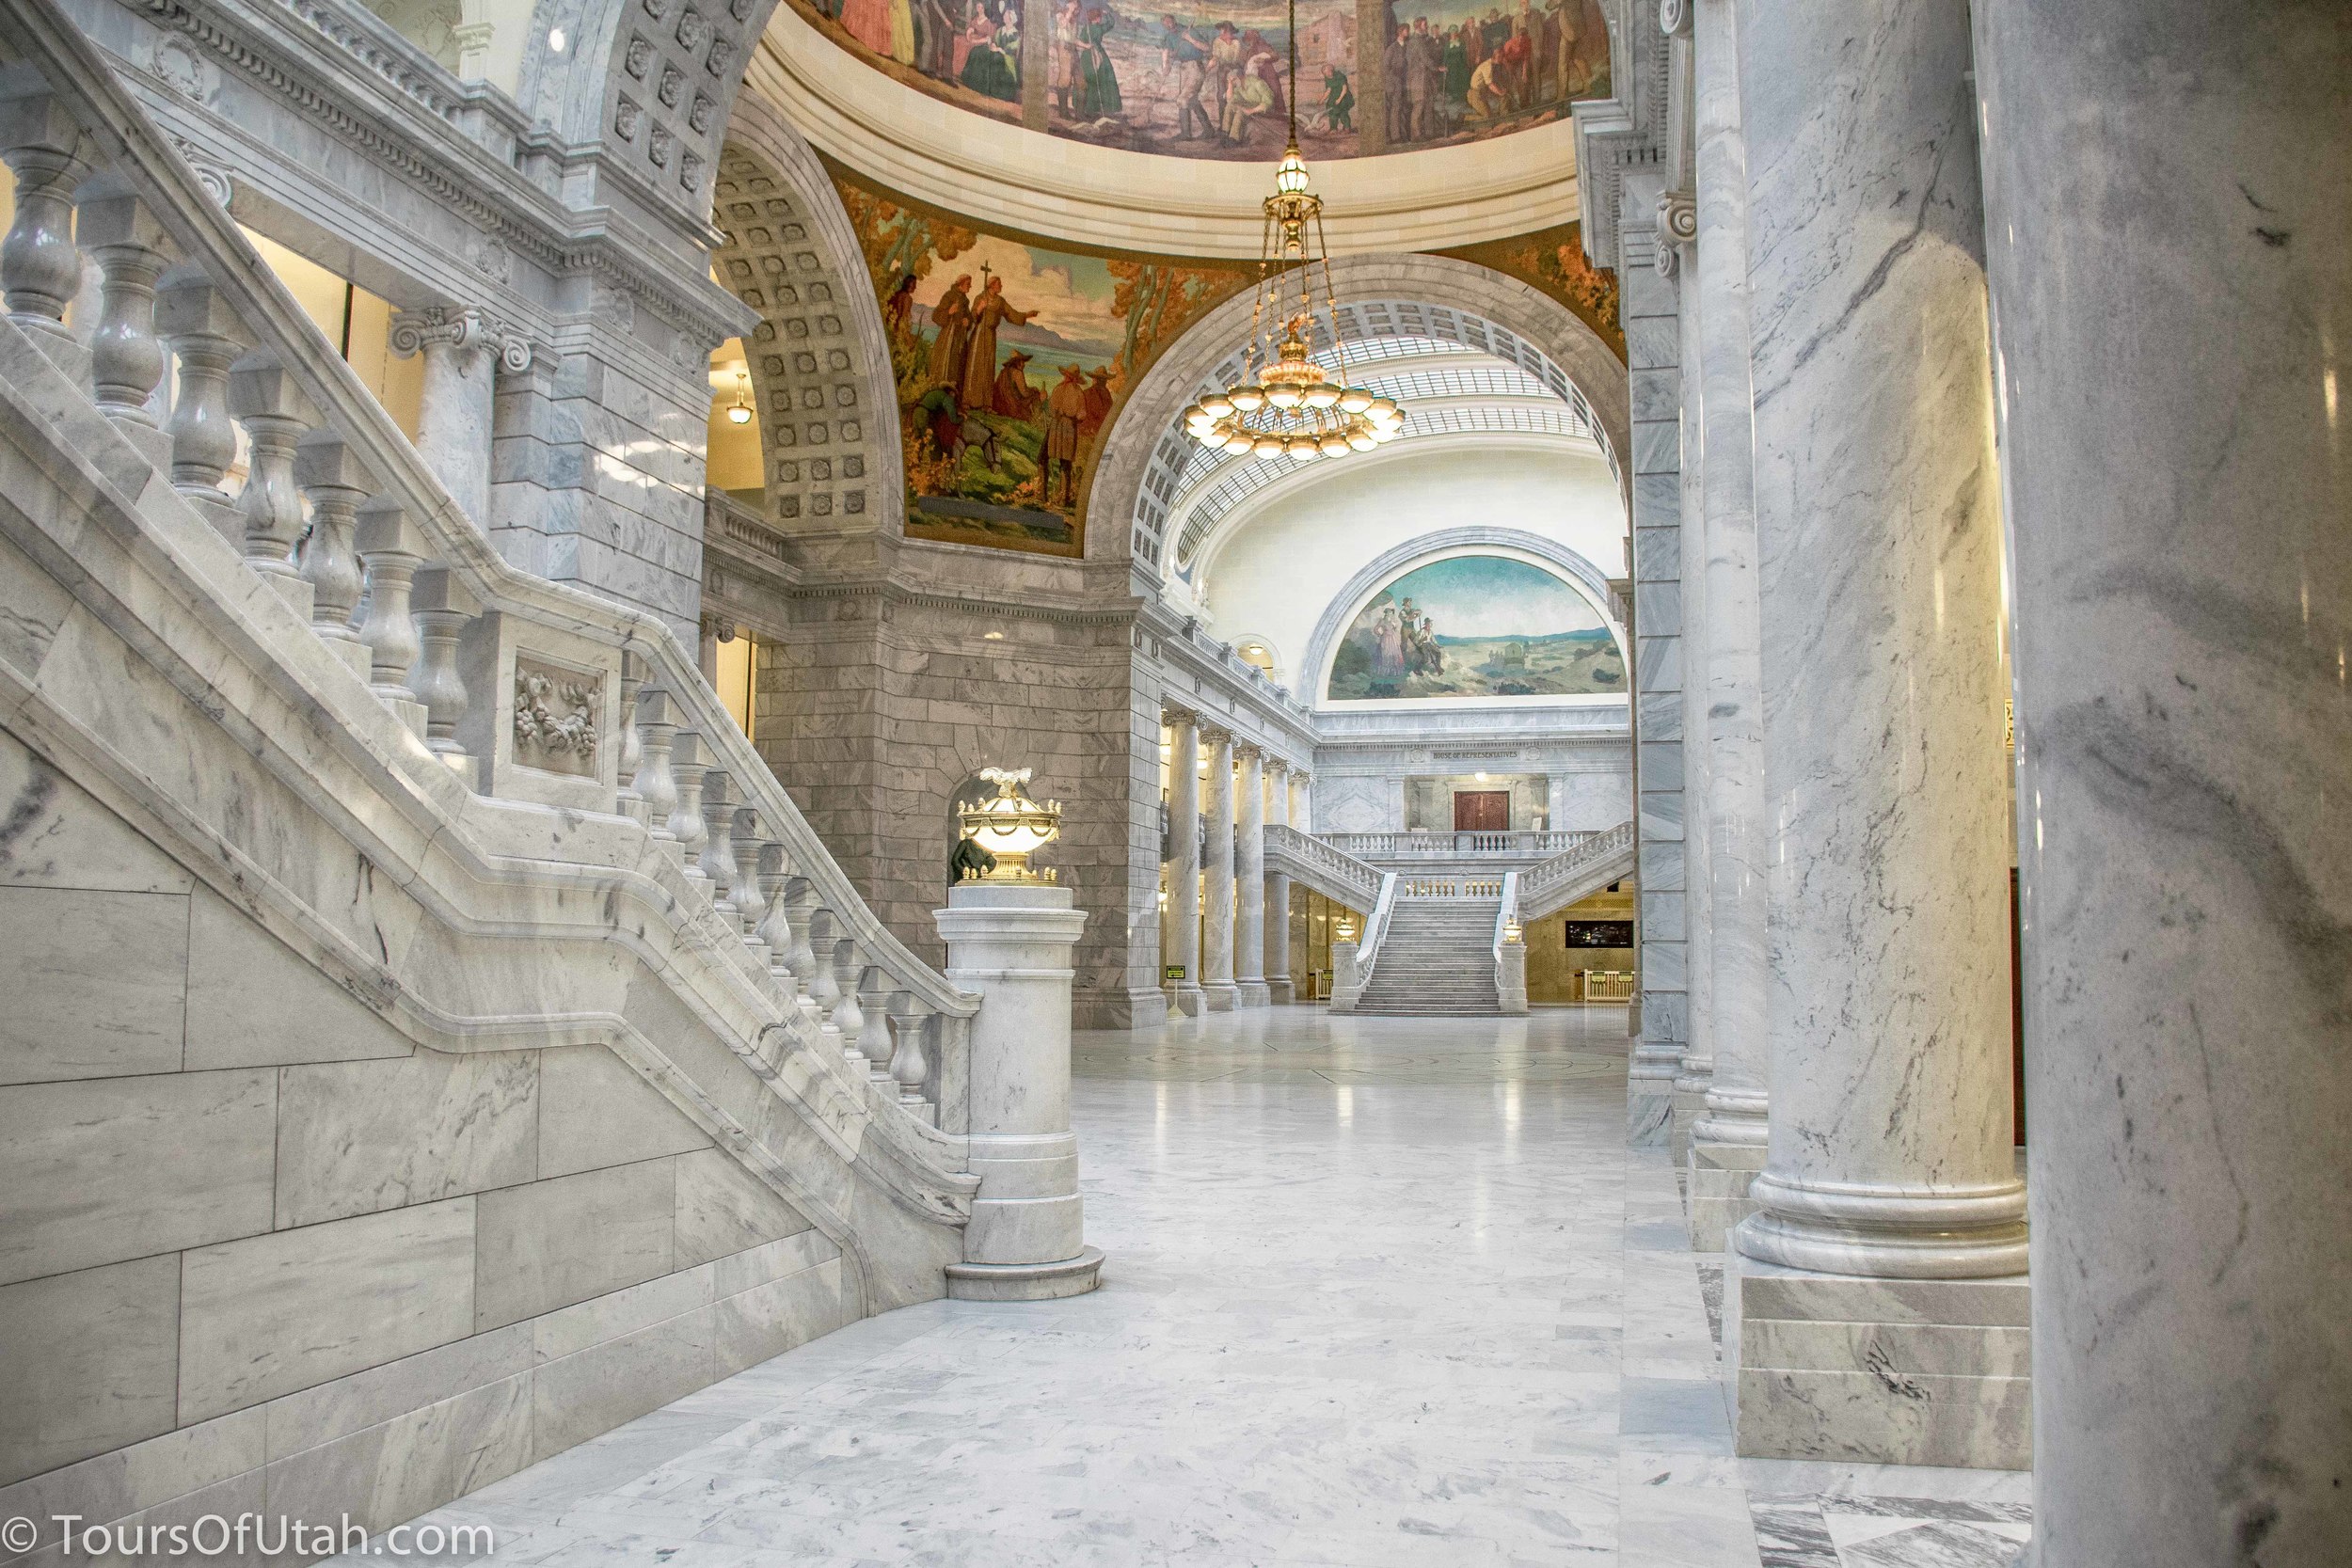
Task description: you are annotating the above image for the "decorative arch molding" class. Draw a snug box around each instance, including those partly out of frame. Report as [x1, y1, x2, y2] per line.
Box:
[1297, 528, 1629, 712]
[516, 0, 784, 221]
[1089, 255, 1631, 577]
[708, 96, 905, 534]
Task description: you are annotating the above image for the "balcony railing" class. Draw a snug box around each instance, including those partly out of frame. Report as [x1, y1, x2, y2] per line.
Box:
[1321, 829, 1602, 861]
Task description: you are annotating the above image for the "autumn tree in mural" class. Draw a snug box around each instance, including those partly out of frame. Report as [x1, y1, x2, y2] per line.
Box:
[838, 177, 1244, 556]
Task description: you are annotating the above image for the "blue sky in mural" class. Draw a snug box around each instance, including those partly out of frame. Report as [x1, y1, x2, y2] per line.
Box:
[1327, 554, 1620, 701]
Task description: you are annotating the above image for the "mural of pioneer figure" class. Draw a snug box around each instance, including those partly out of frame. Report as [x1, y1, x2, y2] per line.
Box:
[1327, 555, 1622, 701]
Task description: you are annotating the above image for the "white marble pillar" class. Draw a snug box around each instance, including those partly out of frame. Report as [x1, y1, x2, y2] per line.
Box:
[389, 306, 526, 527]
[1263, 758, 1295, 1004]
[1163, 708, 1204, 1017]
[1974, 0, 2352, 1556]
[1199, 726, 1238, 1012]
[1724, 0, 2027, 1470]
[1232, 744, 1269, 1006]
[934, 880, 1103, 1301]
[1289, 770, 1310, 833]
[1671, 230, 1716, 1168]
[1685, 0, 1772, 1250]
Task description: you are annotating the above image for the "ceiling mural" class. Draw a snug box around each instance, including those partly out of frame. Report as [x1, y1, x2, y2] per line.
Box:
[833, 170, 1249, 555]
[782, 0, 1612, 161]
[1438, 220, 1624, 359]
[1326, 554, 1621, 701]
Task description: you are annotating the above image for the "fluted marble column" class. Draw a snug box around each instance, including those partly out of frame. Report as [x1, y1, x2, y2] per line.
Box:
[1686, 0, 1772, 1249]
[1670, 229, 1717, 1168]
[1232, 743, 1269, 1007]
[1974, 0, 2352, 1556]
[1199, 726, 1237, 1012]
[1164, 708, 1204, 1017]
[1263, 758, 1295, 1004]
[1724, 0, 2027, 1469]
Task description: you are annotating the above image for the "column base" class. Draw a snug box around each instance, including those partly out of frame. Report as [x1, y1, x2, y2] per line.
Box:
[1628, 1073, 1675, 1148]
[1668, 1079, 1710, 1166]
[1174, 983, 1205, 1018]
[946, 1246, 1105, 1302]
[1235, 980, 1271, 1007]
[1266, 975, 1295, 1004]
[1686, 1139, 1766, 1250]
[1200, 982, 1238, 1012]
[1725, 1252, 2031, 1470]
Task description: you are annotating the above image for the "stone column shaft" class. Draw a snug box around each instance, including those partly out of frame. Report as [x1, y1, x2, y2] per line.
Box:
[1674, 236, 1718, 1166]
[1687, 0, 1772, 1244]
[1233, 745, 1267, 1006]
[1263, 760, 1294, 1003]
[1200, 727, 1237, 1011]
[392, 307, 526, 528]
[1164, 710, 1203, 1017]
[1725, 0, 2026, 1471]
[1974, 0, 2352, 1556]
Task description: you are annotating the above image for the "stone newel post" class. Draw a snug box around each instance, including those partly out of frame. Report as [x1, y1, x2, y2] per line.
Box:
[935, 879, 1104, 1302]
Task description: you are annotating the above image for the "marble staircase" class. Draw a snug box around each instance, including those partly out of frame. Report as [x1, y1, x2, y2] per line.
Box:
[1351, 897, 1507, 1016]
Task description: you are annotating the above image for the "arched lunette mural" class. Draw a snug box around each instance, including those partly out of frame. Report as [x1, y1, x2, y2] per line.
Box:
[1326, 553, 1621, 700]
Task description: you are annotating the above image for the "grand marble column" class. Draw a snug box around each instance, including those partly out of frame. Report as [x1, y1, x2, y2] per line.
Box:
[1263, 758, 1295, 1004]
[1232, 743, 1269, 1007]
[1973, 0, 2352, 1556]
[1289, 770, 1309, 832]
[1670, 222, 1717, 1168]
[1199, 726, 1238, 1012]
[1724, 0, 2027, 1469]
[1164, 708, 1204, 1017]
[1685, 0, 1772, 1250]
[389, 306, 529, 527]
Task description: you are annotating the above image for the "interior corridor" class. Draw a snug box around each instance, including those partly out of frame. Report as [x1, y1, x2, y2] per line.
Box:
[358, 1009, 2030, 1567]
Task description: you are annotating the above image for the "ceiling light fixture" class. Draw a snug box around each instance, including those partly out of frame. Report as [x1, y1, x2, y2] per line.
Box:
[1179, 0, 1401, 466]
[724, 368, 753, 426]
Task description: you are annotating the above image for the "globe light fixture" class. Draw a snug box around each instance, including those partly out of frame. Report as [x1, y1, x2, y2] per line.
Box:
[957, 767, 1064, 882]
[1177, 0, 1401, 467]
[724, 368, 753, 425]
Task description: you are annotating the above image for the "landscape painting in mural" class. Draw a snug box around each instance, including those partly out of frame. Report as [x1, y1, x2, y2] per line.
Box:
[834, 178, 1244, 554]
[787, 0, 1027, 122]
[1048, 0, 1359, 160]
[1327, 555, 1621, 700]
[1379, 0, 1611, 149]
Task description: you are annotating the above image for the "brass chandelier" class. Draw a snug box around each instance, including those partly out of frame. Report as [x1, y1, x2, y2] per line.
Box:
[1181, 0, 1402, 464]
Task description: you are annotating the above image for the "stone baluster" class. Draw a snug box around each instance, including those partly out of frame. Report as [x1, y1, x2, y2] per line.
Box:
[667, 731, 708, 883]
[74, 178, 170, 431]
[831, 940, 866, 1067]
[803, 906, 841, 1017]
[409, 569, 474, 779]
[886, 993, 930, 1111]
[729, 805, 767, 954]
[697, 768, 739, 921]
[614, 655, 645, 824]
[632, 688, 678, 845]
[857, 964, 893, 1081]
[290, 431, 373, 674]
[353, 501, 428, 737]
[154, 266, 246, 518]
[754, 843, 796, 996]
[0, 71, 91, 349]
[225, 352, 317, 604]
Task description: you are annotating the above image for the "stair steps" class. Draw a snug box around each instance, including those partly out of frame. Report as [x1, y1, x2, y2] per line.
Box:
[1354, 900, 1504, 1016]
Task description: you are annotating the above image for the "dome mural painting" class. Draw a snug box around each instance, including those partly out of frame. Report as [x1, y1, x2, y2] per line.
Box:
[785, 0, 1612, 161]
[1326, 555, 1621, 701]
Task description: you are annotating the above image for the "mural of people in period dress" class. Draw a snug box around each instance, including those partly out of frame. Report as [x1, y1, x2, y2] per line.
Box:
[835, 178, 1248, 555]
[1379, 0, 1610, 147]
[1049, 0, 1359, 160]
[791, 0, 1026, 117]
[1326, 555, 1622, 701]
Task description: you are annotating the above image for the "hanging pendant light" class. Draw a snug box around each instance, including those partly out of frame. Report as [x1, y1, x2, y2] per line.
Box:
[724, 368, 754, 425]
[1180, 0, 1401, 464]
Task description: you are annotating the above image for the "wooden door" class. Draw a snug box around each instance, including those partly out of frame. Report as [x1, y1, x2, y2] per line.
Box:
[1453, 790, 1510, 832]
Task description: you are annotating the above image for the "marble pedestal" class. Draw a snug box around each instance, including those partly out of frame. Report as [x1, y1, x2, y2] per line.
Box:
[1627, 1066, 1675, 1149]
[1686, 1140, 1764, 1251]
[1726, 1252, 2030, 1470]
[934, 880, 1104, 1302]
[1496, 944, 1527, 1015]
[1235, 981, 1271, 1008]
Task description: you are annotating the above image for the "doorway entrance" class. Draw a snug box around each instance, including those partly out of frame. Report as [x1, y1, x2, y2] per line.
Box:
[1453, 790, 1510, 832]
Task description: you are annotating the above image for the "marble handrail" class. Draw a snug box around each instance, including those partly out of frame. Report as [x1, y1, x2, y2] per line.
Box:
[0, 0, 976, 1041]
[1263, 822, 1384, 911]
[1517, 819, 1637, 918]
[1353, 872, 1402, 979]
[1321, 829, 1600, 860]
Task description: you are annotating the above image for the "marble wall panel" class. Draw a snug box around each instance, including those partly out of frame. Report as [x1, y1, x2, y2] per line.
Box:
[178, 1198, 479, 1424]
[0, 1255, 182, 1485]
[529, 1308, 718, 1460]
[714, 1257, 850, 1376]
[0, 1407, 265, 1554]
[183, 886, 413, 1072]
[673, 1148, 814, 1271]
[473, 1160, 677, 1332]
[535, 1043, 711, 1180]
[261, 1325, 534, 1463]
[0, 885, 187, 1085]
[0, 1069, 277, 1287]
[0, 728, 191, 895]
[275, 1051, 541, 1228]
[258, 1375, 535, 1538]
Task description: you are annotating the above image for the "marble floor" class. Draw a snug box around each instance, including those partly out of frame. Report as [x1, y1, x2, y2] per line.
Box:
[353, 1006, 2030, 1567]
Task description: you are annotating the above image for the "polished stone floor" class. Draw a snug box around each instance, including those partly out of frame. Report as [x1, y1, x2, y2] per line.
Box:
[356, 1007, 2030, 1567]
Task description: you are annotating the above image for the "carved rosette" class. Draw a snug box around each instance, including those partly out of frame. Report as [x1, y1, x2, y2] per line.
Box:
[512, 657, 602, 777]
